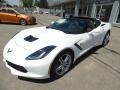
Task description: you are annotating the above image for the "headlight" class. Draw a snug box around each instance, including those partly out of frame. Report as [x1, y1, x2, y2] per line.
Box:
[26, 46, 56, 60]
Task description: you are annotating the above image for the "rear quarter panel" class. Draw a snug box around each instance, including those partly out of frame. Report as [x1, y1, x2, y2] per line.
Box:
[99, 22, 111, 44]
[101, 22, 112, 32]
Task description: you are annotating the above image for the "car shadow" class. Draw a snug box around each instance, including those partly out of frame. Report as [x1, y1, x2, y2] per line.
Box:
[72, 46, 101, 69]
[18, 76, 56, 83]
[18, 46, 101, 83]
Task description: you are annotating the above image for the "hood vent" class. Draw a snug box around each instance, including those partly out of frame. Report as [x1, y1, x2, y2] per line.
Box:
[24, 35, 38, 42]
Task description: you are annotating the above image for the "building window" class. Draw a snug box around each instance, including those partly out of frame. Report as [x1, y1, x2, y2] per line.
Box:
[116, 8, 120, 23]
[87, 6, 92, 17]
[95, 4, 113, 22]
[96, 5, 101, 18]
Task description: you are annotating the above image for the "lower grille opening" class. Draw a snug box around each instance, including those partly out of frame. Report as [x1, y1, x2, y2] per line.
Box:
[6, 60, 27, 73]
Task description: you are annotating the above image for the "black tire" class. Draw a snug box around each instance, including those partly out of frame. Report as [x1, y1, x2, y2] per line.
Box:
[19, 19, 27, 26]
[50, 51, 73, 79]
[102, 31, 110, 47]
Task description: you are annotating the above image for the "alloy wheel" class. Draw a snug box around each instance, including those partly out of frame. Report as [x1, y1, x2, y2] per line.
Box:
[55, 54, 72, 76]
[103, 32, 110, 46]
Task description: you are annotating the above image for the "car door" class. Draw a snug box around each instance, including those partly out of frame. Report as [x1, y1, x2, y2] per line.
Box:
[0, 9, 2, 21]
[88, 26, 103, 46]
[70, 19, 95, 56]
[75, 32, 94, 56]
[88, 20, 104, 46]
[0, 9, 7, 22]
[5, 9, 18, 23]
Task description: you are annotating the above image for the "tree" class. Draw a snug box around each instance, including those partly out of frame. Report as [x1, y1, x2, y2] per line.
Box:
[34, 0, 40, 7]
[21, 0, 33, 8]
[0, 0, 5, 3]
[0, 0, 6, 7]
[39, 0, 48, 8]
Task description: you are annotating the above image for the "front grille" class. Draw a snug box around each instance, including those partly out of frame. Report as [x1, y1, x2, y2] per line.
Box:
[6, 60, 27, 73]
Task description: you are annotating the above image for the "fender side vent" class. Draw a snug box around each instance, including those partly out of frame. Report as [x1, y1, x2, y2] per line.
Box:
[24, 35, 38, 42]
[74, 43, 83, 50]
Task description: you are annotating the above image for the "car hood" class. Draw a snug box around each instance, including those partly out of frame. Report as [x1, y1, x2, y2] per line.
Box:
[20, 13, 33, 18]
[13, 27, 69, 51]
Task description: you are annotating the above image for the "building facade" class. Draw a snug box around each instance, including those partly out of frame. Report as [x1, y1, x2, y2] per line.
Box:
[90, 0, 120, 27]
[50, 0, 120, 27]
[0, 0, 7, 7]
[0, 0, 13, 7]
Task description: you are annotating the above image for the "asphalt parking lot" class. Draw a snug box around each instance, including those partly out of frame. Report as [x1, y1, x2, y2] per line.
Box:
[0, 14, 120, 90]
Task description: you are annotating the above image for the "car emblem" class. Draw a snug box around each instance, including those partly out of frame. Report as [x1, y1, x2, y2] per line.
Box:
[7, 48, 13, 53]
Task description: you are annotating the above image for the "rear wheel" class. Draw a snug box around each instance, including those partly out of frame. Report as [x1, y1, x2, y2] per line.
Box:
[50, 51, 73, 78]
[102, 31, 110, 47]
[20, 19, 27, 26]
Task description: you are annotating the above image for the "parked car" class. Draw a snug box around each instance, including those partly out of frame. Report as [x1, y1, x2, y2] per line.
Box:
[39, 11, 43, 14]
[0, 7, 36, 25]
[33, 10, 39, 14]
[55, 13, 61, 16]
[25, 9, 33, 14]
[3, 17, 111, 79]
[44, 11, 49, 14]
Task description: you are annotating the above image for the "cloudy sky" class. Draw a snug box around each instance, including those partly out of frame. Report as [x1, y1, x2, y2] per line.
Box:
[4, 0, 60, 6]
[5, 0, 20, 6]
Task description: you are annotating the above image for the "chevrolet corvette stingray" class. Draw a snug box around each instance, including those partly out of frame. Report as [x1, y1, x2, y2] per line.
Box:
[3, 17, 111, 79]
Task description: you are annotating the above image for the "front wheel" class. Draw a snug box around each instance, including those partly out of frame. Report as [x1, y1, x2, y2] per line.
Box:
[102, 31, 110, 47]
[20, 19, 27, 26]
[50, 51, 73, 78]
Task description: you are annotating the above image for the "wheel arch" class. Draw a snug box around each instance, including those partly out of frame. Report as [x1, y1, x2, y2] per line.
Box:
[19, 18, 27, 24]
[104, 30, 111, 39]
[101, 30, 111, 47]
[107, 30, 111, 34]
[19, 18, 26, 21]
[55, 48, 75, 60]
[48, 48, 75, 76]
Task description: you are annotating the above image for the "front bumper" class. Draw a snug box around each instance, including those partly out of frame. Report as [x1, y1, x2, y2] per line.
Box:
[3, 58, 50, 79]
[27, 17, 36, 24]
[3, 42, 51, 79]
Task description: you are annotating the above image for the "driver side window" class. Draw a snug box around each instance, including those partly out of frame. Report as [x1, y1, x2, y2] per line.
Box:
[7, 9, 16, 14]
[1, 9, 7, 13]
[86, 20, 95, 32]
[94, 20, 101, 28]
[68, 20, 85, 34]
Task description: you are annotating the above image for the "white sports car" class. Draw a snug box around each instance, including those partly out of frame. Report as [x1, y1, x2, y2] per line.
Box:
[3, 17, 111, 79]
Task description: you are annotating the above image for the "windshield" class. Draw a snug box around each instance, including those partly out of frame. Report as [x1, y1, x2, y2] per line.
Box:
[47, 18, 88, 34]
[15, 8, 27, 14]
